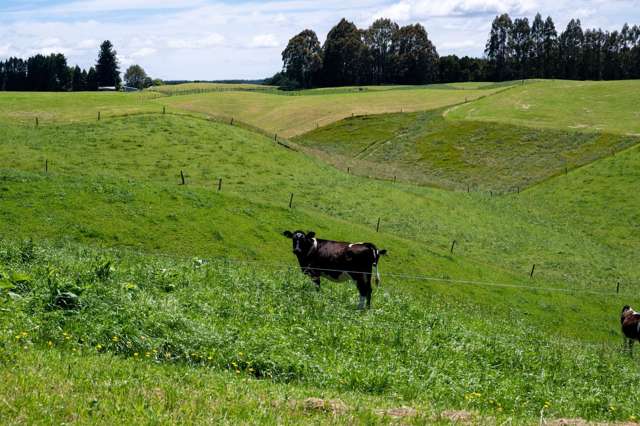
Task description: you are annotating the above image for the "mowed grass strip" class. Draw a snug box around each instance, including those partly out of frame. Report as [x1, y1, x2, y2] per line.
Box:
[447, 79, 640, 135]
[2, 240, 640, 423]
[295, 109, 640, 191]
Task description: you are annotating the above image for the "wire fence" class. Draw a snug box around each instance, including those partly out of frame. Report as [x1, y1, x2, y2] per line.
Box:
[55, 242, 629, 299]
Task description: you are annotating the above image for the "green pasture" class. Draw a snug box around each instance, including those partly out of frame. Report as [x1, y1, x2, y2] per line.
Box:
[296, 109, 639, 190]
[1, 80, 639, 423]
[447, 79, 640, 135]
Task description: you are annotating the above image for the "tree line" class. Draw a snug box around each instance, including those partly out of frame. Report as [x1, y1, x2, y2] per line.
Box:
[0, 40, 157, 91]
[274, 15, 640, 88]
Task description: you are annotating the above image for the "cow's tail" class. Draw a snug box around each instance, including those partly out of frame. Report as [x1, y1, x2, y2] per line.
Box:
[364, 243, 387, 286]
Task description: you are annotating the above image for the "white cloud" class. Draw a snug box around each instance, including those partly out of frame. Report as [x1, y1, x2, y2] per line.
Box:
[373, 0, 539, 22]
[76, 39, 99, 49]
[167, 33, 225, 49]
[131, 47, 157, 57]
[248, 34, 279, 48]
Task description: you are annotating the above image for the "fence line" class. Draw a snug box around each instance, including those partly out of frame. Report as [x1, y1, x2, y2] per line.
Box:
[51, 243, 627, 298]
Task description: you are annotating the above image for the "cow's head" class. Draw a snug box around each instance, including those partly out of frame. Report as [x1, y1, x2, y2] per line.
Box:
[283, 230, 316, 256]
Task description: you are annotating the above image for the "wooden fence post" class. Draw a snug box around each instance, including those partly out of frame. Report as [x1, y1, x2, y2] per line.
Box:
[376, 217, 381, 232]
[35, 117, 39, 127]
[45, 159, 48, 173]
[450, 240, 457, 255]
[163, 106, 166, 115]
[617, 282, 620, 294]
[289, 193, 294, 208]
[218, 178, 222, 191]
[530, 264, 536, 278]
[180, 170, 185, 185]
[97, 111, 100, 121]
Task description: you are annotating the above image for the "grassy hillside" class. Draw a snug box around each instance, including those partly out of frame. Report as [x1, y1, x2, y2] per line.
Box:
[1, 113, 638, 330]
[2, 241, 640, 424]
[157, 85, 508, 137]
[295, 109, 639, 190]
[1, 81, 639, 423]
[148, 82, 275, 95]
[447, 79, 640, 135]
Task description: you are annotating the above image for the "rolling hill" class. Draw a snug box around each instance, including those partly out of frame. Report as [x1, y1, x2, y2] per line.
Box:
[1, 80, 639, 423]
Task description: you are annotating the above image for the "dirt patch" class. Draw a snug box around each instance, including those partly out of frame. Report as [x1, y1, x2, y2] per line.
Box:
[549, 419, 591, 426]
[287, 397, 348, 415]
[439, 410, 474, 423]
[548, 419, 638, 426]
[375, 406, 418, 418]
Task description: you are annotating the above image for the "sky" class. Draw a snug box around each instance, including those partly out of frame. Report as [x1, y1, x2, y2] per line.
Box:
[1, 0, 639, 80]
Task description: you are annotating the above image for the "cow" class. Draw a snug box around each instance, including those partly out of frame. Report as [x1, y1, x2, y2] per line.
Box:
[283, 230, 386, 309]
[621, 305, 640, 356]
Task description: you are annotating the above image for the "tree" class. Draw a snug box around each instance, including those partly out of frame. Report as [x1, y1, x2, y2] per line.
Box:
[72, 65, 87, 91]
[321, 18, 368, 86]
[511, 18, 532, 79]
[439, 55, 461, 82]
[602, 30, 623, 80]
[390, 23, 439, 84]
[364, 18, 399, 84]
[530, 13, 545, 78]
[559, 19, 584, 79]
[542, 16, 559, 78]
[95, 40, 121, 88]
[124, 64, 148, 89]
[281, 29, 323, 88]
[485, 14, 514, 81]
[86, 67, 99, 91]
[582, 29, 604, 80]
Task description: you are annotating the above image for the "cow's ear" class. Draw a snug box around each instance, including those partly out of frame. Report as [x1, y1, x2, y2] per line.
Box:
[306, 231, 316, 239]
[283, 231, 293, 238]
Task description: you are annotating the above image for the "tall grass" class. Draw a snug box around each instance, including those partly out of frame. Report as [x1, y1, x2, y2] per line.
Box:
[2, 239, 640, 422]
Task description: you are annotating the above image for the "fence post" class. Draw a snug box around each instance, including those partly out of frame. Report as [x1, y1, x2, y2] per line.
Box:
[45, 159, 48, 173]
[289, 193, 294, 208]
[347, 167, 350, 174]
[530, 264, 536, 278]
[218, 178, 222, 191]
[180, 170, 185, 185]
[376, 217, 381, 232]
[393, 175, 396, 183]
[617, 282, 620, 294]
[450, 240, 457, 255]
[163, 106, 166, 115]
[97, 111, 100, 121]
[35, 117, 39, 127]
[230, 118, 234, 125]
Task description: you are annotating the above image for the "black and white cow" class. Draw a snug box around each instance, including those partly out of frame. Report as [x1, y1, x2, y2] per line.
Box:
[283, 230, 387, 309]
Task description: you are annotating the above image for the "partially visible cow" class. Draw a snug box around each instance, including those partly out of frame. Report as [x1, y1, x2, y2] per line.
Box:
[621, 305, 640, 356]
[283, 230, 386, 309]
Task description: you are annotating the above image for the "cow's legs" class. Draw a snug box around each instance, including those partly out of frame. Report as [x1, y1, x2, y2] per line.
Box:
[355, 274, 372, 310]
[311, 275, 321, 291]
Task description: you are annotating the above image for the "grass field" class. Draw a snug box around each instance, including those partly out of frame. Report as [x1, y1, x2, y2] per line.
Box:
[3, 240, 640, 424]
[1, 80, 639, 423]
[157, 85, 508, 137]
[295, 109, 639, 190]
[447, 79, 640, 135]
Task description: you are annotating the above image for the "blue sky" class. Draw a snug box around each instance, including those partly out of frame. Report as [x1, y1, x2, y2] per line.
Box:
[1, 0, 638, 80]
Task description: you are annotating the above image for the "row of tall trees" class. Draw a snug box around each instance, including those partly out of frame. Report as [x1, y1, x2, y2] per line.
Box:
[278, 16, 640, 87]
[0, 40, 153, 91]
[484, 14, 640, 81]
[278, 18, 439, 88]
